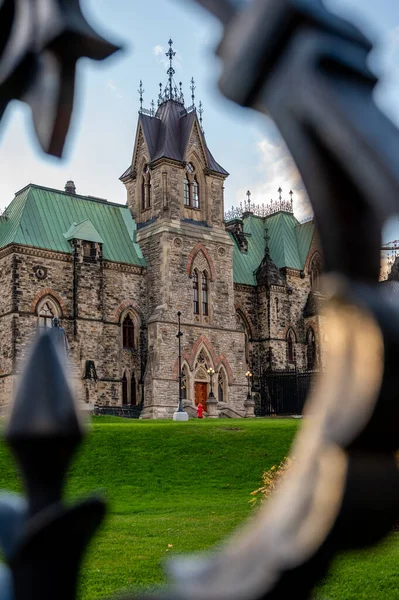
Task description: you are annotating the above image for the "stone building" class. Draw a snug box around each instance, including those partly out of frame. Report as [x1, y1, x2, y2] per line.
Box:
[0, 52, 323, 418]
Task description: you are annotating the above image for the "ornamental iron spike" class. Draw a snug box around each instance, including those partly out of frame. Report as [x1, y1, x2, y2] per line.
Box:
[198, 100, 204, 131]
[5, 329, 85, 516]
[138, 79, 144, 112]
[190, 76, 196, 107]
[166, 38, 176, 99]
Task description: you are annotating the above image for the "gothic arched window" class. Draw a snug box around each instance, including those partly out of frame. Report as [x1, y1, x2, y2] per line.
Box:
[131, 373, 137, 406]
[309, 253, 322, 291]
[37, 297, 60, 331]
[141, 176, 146, 211]
[193, 178, 200, 209]
[202, 272, 208, 316]
[122, 373, 128, 405]
[181, 364, 188, 400]
[306, 328, 317, 370]
[184, 177, 190, 206]
[287, 329, 296, 364]
[184, 163, 200, 209]
[141, 164, 151, 211]
[193, 270, 199, 315]
[218, 369, 227, 403]
[123, 315, 135, 349]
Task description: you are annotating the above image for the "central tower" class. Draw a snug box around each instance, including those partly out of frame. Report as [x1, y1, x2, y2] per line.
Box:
[120, 41, 248, 418]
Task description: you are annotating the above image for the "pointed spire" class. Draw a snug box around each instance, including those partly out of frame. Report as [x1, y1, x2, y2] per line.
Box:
[190, 77, 196, 107]
[166, 39, 176, 99]
[138, 80, 144, 113]
[198, 100, 204, 132]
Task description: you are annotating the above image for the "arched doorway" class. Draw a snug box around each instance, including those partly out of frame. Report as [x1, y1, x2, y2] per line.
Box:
[193, 350, 212, 411]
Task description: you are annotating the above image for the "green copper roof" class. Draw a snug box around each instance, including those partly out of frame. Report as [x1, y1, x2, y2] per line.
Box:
[0, 184, 146, 267]
[64, 219, 104, 244]
[230, 212, 315, 286]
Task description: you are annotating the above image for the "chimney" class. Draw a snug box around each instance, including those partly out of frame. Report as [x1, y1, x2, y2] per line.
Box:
[65, 180, 76, 194]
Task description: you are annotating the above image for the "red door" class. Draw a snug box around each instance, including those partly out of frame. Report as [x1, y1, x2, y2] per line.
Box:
[195, 382, 208, 411]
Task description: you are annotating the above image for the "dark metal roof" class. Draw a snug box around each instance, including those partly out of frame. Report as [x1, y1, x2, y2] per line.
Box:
[120, 100, 228, 179]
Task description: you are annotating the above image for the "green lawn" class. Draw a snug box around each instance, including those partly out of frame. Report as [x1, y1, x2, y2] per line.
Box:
[0, 417, 397, 599]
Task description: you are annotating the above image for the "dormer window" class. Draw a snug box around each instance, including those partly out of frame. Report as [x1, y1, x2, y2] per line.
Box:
[82, 242, 97, 262]
[184, 163, 200, 209]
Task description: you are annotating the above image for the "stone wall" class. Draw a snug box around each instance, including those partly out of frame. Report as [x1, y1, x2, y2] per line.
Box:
[0, 246, 147, 408]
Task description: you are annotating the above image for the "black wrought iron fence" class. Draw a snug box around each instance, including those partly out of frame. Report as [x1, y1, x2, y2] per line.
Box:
[259, 370, 319, 416]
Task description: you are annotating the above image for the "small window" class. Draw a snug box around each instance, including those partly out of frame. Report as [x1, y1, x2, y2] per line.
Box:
[83, 242, 96, 262]
[141, 176, 146, 211]
[184, 177, 190, 206]
[131, 374, 137, 406]
[38, 301, 55, 330]
[123, 315, 135, 349]
[181, 365, 188, 400]
[193, 271, 199, 315]
[287, 330, 295, 364]
[307, 328, 317, 370]
[218, 371, 225, 403]
[187, 162, 195, 173]
[275, 298, 279, 317]
[148, 174, 152, 208]
[202, 272, 208, 316]
[193, 178, 199, 209]
[310, 253, 322, 291]
[122, 373, 128, 405]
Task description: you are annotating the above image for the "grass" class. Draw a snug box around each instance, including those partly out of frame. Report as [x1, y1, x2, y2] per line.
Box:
[0, 417, 397, 599]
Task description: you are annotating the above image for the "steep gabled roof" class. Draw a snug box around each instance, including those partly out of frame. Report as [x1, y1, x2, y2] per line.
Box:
[0, 184, 146, 267]
[120, 100, 228, 179]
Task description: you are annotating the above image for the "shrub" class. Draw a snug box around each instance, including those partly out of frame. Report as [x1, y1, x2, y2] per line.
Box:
[250, 456, 294, 505]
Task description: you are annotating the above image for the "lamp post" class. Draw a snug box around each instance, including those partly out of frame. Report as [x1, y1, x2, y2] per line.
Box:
[207, 368, 215, 398]
[245, 370, 253, 401]
[177, 311, 183, 412]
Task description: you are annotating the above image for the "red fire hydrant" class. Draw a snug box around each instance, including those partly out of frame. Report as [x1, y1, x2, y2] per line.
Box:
[196, 402, 204, 419]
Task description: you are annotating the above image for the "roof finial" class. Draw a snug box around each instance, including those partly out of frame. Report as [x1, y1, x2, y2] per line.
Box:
[179, 81, 184, 104]
[246, 190, 252, 212]
[138, 80, 144, 113]
[166, 39, 176, 99]
[278, 187, 283, 201]
[158, 83, 163, 106]
[199, 100, 204, 131]
[190, 77, 196, 107]
[151, 99, 155, 117]
[289, 189, 294, 207]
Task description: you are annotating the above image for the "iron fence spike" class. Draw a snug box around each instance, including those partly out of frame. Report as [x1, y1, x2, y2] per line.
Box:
[5, 330, 83, 440]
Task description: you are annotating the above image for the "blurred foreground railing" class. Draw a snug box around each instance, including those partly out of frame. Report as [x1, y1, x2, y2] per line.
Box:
[0, 1, 399, 599]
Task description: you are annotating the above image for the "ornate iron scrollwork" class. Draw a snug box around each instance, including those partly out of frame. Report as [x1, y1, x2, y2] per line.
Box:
[0, 1, 398, 599]
[0, 0, 120, 157]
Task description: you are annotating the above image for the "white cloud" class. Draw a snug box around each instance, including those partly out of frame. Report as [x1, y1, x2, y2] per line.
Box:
[106, 79, 123, 100]
[234, 128, 312, 221]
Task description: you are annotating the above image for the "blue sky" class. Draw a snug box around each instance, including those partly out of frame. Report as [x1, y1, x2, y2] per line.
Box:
[0, 0, 398, 239]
